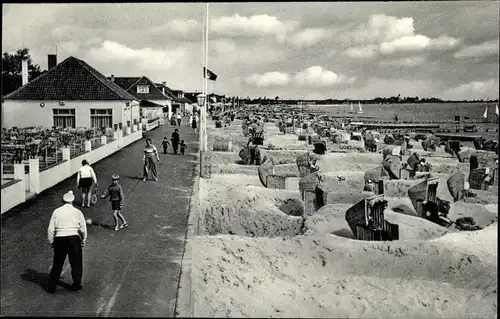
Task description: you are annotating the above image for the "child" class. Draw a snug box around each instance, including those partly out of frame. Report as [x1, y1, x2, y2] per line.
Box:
[179, 140, 187, 155]
[161, 136, 171, 154]
[101, 174, 128, 231]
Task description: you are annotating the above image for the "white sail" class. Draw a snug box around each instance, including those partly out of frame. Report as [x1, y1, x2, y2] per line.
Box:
[350, 103, 354, 112]
[483, 105, 488, 119]
[496, 104, 499, 116]
[357, 101, 363, 114]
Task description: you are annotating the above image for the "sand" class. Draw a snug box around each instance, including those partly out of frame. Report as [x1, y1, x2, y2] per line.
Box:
[193, 226, 497, 318]
[192, 119, 498, 318]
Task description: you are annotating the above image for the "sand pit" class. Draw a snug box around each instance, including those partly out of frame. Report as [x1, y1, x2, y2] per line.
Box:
[199, 176, 305, 237]
[307, 203, 448, 241]
[193, 225, 497, 318]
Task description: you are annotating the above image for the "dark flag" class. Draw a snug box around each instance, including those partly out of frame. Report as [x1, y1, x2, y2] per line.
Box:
[203, 67, 218, 81]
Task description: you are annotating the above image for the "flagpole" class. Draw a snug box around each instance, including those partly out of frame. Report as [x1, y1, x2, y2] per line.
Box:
[203, 2, 209, 152]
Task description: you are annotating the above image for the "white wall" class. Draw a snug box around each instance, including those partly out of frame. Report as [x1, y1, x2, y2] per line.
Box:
[2, 100, 141, 129]
[1, 180, 25, 214]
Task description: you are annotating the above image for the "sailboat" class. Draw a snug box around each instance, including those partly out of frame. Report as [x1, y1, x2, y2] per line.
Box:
[350, 102, 354, 113]
[483, 105, 488, 119]
[357, 101, 363, 114]
[496, 104, 499, 117]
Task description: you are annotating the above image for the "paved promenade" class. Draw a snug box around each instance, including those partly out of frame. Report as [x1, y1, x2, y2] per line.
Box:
[1, 121, 198, 317]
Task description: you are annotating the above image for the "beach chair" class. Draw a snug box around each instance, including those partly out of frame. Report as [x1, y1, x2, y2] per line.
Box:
[345, 194, 399, 241]
[251, 132, 264, 145]
[408, 176, 452, 227]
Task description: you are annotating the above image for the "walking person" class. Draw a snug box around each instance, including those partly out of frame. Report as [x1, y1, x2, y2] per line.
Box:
[76, 160, 97, 208]
[171, 129, 180, 154]
[143, 138, 160, 181]
[191, 114, 198, 134]
[46, 191, 87, 293]
[101, 174, 128, 231]
[188, 114, 193, 127]
[161, 136, 171, 154]
[176, 113, 182, 126]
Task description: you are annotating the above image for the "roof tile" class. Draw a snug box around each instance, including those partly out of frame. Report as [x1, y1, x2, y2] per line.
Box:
[4, 57, 138, 101]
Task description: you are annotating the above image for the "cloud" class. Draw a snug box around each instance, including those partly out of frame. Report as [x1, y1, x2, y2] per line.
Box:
[286, 28, 331, 47]
[380, 34, 460, 55]
[151, 19, 200, 35]
[211, 39, 237, 54]
[344, 45, 378, 59]
[453, 39, 499, 59]
[345, 14, 460, 57]
[245, 71, 290, 87]
[350, 14, 415, 44]
[168, 19, 200, 34]
[88, 41, 187, 71]
[379, 56, 426, 67]
[440, 79, 499, 100]
[210, 14, 297, 39]
[294, 66, 355, 86]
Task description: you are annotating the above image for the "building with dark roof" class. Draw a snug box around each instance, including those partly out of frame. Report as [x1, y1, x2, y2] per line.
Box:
[2, 56, 141, 129]
[110, 76, 173, 119]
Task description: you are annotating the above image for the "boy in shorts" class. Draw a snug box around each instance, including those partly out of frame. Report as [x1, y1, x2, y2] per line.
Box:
[179, 140, 187, 155]
[101, 174, 128, 231]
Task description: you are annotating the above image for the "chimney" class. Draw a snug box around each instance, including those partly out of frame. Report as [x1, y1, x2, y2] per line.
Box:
[162, 81, 167, 86]
[110, 74, 115, 82]
[161, 82, 166, 95]
[21, 58, 29, 86]
[48, 54, 57, 70]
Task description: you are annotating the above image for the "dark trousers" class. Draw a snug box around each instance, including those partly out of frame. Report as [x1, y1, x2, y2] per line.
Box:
[163, 146, 168, 154]
[48, 235, 83, 291]
[172, 141, 179, 154]
[177, 119, 181, 126]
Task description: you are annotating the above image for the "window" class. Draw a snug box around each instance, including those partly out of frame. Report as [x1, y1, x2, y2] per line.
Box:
[53, 109, 76, 128]
[137, 85, 150, 94]
[90, 109, 113, 128]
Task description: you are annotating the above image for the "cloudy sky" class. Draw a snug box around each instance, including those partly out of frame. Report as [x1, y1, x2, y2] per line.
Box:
[3, 2, 499, 100]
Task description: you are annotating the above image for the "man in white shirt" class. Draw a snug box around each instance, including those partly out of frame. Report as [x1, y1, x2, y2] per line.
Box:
[46, 191, 87, 293]
[77, 159, 98, 208]
[176, 113, 182, 126]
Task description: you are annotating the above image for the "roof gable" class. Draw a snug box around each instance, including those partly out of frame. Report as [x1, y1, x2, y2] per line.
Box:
[113, 76, 170, 101]
[112, 77, 141, 91]
[4, 57, 138, 101]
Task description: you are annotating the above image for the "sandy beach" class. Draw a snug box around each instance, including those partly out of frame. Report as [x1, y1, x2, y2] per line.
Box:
[192, 118, 498, 318]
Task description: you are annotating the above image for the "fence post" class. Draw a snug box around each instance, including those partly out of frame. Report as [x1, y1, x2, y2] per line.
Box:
[117, 130, 123, 148]
[14, 163, 26, 198]
[61, 147, 71, 161]
[101, 135, 107, 145]
[84, 140, 92, 153]
[126, 126, 132, 135]
[29, 158, 40, 194]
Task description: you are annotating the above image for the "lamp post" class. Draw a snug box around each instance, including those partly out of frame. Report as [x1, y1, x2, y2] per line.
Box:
[197, 93, 206, 151]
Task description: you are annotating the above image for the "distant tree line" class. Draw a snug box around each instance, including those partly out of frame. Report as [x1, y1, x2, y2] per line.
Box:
[239, 95, 499, 105]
